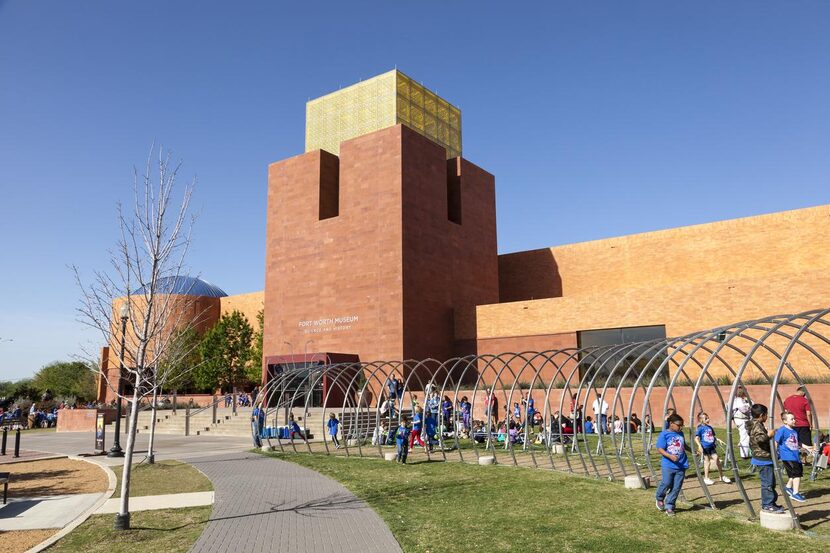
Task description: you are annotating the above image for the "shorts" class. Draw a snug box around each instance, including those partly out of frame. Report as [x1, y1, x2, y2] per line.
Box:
[702, 446, 717, 457]
[782, 460, 803, 479]
[795, 426, 812, 447]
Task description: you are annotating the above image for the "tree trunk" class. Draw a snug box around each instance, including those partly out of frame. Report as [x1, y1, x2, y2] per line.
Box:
[116, 383, 141, 530]
[147, 385, 158, 464]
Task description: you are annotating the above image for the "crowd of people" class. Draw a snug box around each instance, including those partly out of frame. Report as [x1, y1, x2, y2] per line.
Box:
[655, 385, 827, 517]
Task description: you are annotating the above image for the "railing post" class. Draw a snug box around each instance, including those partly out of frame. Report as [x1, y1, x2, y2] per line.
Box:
[172, 389, 177, 415]
[13, 428, 20, 458]
[212, 396, 218, 424]
[1, 428, 6, 455]
[185, 403, 190, 437]
[232, 387, 237, 415]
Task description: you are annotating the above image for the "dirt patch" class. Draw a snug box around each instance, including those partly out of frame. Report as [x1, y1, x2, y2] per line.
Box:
[4, 458, 108, 499]
[0, 529, 57, 553]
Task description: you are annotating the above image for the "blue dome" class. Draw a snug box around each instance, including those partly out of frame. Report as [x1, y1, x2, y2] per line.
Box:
[134, 276, 227, 298]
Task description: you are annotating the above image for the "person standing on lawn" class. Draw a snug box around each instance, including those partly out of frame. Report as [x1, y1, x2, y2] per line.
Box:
[783, 385, 813, 450]
[749, 404, 785, 513]
[732, 388, 752, 459]
[655, 413, 689, 517]
[775, 410, 815, 503]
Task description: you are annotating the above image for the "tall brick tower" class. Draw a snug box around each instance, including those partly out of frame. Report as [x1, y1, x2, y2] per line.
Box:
[263, 71, 498, 373]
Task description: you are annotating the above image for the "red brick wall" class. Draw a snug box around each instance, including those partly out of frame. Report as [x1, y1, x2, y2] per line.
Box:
[264, 125, 498, 369]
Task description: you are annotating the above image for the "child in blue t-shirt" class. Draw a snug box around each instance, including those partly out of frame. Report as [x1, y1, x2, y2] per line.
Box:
[655, 413, 689, 516]
[327, 413, 341, 449]
[396, 416, 412, 464]
[584, 417, 594, 434]
[425, 413, 438, 452]
[776, 410, 815, 502]
[694, 412, 731, 486]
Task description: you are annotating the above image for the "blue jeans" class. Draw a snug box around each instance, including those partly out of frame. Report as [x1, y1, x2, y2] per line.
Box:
[396, 442, 408, 463]
[758, 464, 778, 508]
[656, 468, 686, 511]
[600, 414, 608, 434]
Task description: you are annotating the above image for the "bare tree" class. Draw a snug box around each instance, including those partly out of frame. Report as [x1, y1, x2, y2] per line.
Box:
[75, 145, 196, 530]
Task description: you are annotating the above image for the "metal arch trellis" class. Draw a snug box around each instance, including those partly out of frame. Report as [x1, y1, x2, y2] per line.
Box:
[253, 309, 830, 527]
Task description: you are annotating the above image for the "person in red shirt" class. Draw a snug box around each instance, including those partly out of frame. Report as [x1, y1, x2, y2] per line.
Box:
[783, 385, 813, 447]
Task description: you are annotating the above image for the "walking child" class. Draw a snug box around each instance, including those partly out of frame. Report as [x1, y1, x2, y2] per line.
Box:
[409, 406, 426, 451]
[655, 413, 689, 516]
[694, 412, 731, 485]
[749, 404, 785, 513]
[327, 412, 341, 448]
[776, 410, 815, 502]
[396, 416, 412, 464]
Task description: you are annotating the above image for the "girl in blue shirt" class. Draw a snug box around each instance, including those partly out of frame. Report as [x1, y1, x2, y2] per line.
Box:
[693, 412, 730, 486]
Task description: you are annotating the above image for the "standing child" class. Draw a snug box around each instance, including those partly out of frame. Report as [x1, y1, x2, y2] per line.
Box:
[749, 404, 785, 513]
[396, 416, 411, 464]
[694, 412, 731, 485]
[776, 410, 815, 502]
[655, 413, 689, 516]
[328, 413, 341, 448]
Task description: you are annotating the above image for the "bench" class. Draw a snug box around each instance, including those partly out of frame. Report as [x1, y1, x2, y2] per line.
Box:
[0, 472, 9, 504]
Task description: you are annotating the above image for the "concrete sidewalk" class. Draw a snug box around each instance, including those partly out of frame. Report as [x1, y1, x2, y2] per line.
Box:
[0, 493, 105, 530]
[96, 491, 214, 514]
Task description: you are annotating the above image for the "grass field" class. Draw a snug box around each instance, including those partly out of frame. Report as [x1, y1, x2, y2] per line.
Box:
[260, 449, 826, 553]
[47, 506, 211, 553]
[111, 459, 213, 497]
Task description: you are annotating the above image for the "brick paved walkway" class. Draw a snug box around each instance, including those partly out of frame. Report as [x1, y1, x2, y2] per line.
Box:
[187, 452, 402, 553]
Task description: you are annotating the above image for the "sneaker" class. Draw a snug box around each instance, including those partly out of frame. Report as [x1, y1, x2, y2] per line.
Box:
[762, 505, 785, 514]
[791, 493, 807, 503]
[721, 476, 732, 483]
[785, 486, 794, 497]
[656, 499, 665, 511]
[665, 509, 676, 517]
[703, 478, 715, 485]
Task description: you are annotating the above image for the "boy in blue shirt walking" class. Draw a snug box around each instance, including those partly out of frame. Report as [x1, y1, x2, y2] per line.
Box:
[396, 416, 412, 464]
[694, 412, 731, 485]
[655, 413, 689, 516]
[327, 413, 341, 449]
[776, 410, 815, 502]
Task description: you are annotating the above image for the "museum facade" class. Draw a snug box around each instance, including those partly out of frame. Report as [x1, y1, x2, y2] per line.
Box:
[98, 70, 830, 401]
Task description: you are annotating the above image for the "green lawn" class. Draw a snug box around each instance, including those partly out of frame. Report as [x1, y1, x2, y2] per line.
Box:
[260, 450, 820, 553]
[48, 506, 210, 553]
[112, 460, 213, 498]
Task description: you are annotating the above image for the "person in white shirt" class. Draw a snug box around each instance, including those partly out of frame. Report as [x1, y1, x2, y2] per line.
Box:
[592, 397, 609, 434]
[732, 389, 752, 459]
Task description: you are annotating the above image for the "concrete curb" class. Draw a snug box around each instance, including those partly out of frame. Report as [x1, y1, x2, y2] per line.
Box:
[26, 455, 117, 553]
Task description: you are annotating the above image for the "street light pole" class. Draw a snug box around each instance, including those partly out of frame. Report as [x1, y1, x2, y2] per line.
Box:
[108, 303, 129, 458]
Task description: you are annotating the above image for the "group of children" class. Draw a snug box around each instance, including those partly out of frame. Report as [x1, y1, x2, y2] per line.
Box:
[655, 405, 816, 517]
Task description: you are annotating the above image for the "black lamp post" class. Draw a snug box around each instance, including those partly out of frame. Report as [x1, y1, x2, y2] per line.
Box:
[108, 303, 129, 458]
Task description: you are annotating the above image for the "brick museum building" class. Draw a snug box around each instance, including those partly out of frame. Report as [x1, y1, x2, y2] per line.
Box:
[97, 70, 830, 401]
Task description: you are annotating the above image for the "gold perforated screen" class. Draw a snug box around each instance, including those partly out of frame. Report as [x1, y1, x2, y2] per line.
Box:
[305, 70, 461, 159]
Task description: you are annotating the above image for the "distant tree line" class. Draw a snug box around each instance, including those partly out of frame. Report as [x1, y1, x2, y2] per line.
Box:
[0, 309, 264, 405]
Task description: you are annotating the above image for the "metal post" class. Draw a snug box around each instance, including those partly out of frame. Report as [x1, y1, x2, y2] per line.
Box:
[212, 396, 217, 424]
[108, 311, 128, 457]
[1, 428, 6, 455]
[172, 389, 177, 415]
[13, 428, 20, 458]
[185, 403, 190, 436]
[232, 386, 237, 415]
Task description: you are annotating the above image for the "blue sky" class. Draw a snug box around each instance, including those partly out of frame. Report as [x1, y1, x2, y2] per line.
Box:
[1, 1, 828, 380]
